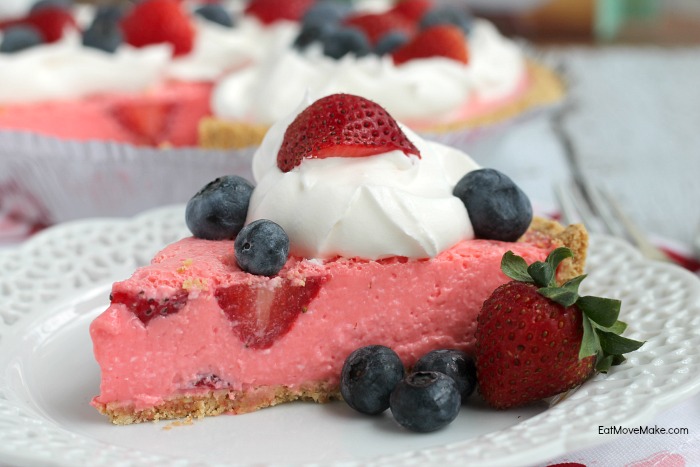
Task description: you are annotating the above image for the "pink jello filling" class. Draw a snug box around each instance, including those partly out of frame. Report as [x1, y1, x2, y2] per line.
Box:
[90, 236, 555, 411]
[405, 72, 531, 130]
[0, 81, 212, 147]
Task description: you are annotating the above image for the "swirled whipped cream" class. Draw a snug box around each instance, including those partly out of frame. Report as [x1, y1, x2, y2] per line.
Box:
[212, 19, 525, 128]
[247, 99, 479, 260]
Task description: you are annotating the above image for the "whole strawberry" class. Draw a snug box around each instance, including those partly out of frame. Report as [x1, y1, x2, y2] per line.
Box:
[475, 247, 644, 409]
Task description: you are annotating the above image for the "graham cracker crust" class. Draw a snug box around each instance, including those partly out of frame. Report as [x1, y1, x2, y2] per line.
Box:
[197, 59, 565, 150]
[94, 383, 342, 425]
[198, 118, 269, 150]
[524, 217, 588, 282]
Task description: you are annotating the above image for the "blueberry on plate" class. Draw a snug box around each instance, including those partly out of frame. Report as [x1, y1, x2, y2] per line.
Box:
[0, 25, 43, 53]
[195, 4, 235, 28]
[413, 349, 477, 402]
[321, 26, 371, 59]
[453, 168, 533, 242]
[390, 371, 461, 432]
[340, 345, 405, 415]
[82, 7, 124, 53]
[234, 219, 289, 276]
[185, 175, 254, 240]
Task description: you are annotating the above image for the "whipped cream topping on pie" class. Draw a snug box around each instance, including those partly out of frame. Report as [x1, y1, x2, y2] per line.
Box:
[211, 20, 525, 127]
[247, 99, 479, 260]
[0, 9, 298, 103]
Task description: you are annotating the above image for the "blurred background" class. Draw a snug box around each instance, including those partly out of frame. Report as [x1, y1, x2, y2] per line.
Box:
[470, 0, 700, 44]
[1, 0, 699, 259]
[460, 0, 700, 270]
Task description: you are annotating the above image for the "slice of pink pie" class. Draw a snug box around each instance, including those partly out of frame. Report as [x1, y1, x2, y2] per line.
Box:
[90, 218, 586, 425]
[90, 92, 587, 425]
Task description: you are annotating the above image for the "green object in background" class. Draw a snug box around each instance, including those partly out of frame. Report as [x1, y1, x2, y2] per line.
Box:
[595, 0, 660, 41]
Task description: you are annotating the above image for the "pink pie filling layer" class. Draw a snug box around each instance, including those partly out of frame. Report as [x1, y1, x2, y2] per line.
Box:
[405, 72, 531, 130]
[91, 236, 556, 412]
[0, 81, 212, 147]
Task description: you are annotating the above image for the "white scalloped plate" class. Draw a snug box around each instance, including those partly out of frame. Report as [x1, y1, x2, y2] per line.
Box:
[1, 206, 700, 467]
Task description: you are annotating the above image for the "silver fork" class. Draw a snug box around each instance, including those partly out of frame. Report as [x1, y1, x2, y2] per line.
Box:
[554, 181, 674, 263]
[552, 103, 676, 263]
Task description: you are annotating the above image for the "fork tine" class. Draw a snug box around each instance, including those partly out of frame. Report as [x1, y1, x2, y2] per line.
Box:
[596, 187, 672, 263]
[555, 181, 675, 263]
[581, 183, 628, 239]
[553, 182, 607, 234]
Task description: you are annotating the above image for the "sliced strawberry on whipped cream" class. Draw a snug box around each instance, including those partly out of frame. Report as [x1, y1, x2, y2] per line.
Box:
[392, 24, 469, 65]
[0, 6, 77, 43]
[343, 11, 416, 46]
[276, 93, 421, 173]
[120, 0, 195, 56]
[245, 0, 316, 24]
[390, 0, 434, 22]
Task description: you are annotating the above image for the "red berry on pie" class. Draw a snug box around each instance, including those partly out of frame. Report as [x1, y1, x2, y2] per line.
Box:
[111, 289, 189, 325]
[343, 11, 415, 46]
[121, 0, 195, 56]
[0, 6, 77, 43]
[392, 24, 468, 65]
[475, 248, 644, 409]
[215, 275, 328, 349]
[390, 0, 434, 22]
[277, 94, 421, 173]
[245, 0, 316, 25]
[111, 100, 176, 146]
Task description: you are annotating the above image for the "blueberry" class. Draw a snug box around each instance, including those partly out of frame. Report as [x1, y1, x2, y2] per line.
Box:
[390, 371, 460, 433]
[93, 5, 124, 22]
[293, 23, 332, 50]
[30, 0, 72, 13]
[234, 219, 289, 276]
[340, 345, 405, 415]
[0, 26, 43, 53]
[302, 2, 350, 28]
[374, 30, 409, 56]
[420, 6, 473, 33]
[185, 175, 254, 240]
[195, 4, 235, 28]
[453, 168, 533, 242]
[413, 349, 477, 402]
[82, 7, 124, 53]
[322, 26, 371, 59]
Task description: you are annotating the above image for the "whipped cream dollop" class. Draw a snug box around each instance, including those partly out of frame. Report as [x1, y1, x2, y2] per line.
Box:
[166, 16, 298, 82]
[0, 9, 298, 103]
[247, 99, 479, 260]
[0, 0, 35, 20]
[0, 31, 170, 104]
[212, 20, 525, 127]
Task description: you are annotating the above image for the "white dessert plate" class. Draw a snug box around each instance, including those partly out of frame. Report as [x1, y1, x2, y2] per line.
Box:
[1, 206, 699, 467]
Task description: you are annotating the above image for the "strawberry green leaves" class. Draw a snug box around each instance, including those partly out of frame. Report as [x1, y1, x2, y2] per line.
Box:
[501, 247, 644, 373]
